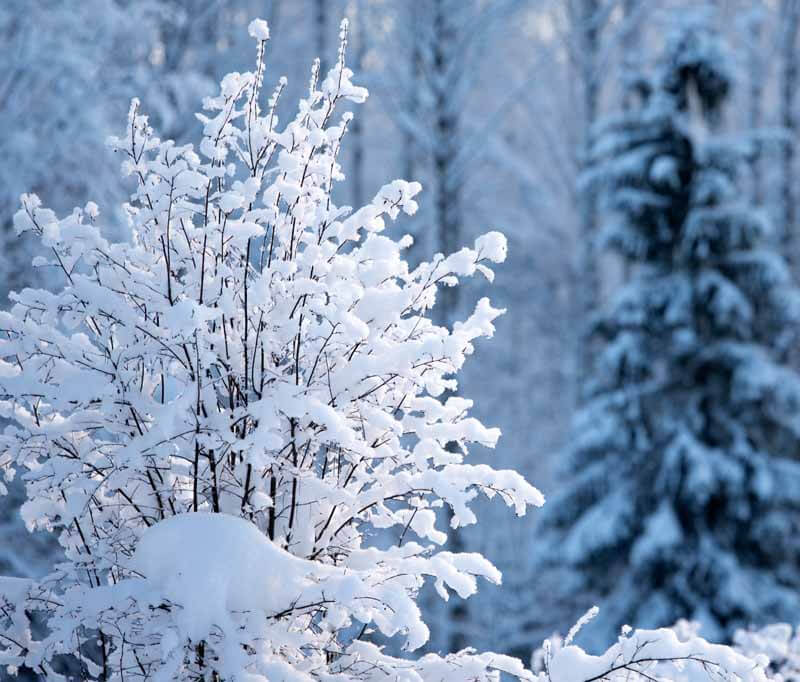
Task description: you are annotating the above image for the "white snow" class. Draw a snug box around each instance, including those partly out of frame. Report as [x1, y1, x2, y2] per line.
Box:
[247, 18, 270, 41]
[133, 513, 311, 640]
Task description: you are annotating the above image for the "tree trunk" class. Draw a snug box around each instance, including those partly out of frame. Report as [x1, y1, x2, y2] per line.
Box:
[747, 6, 764, 204]
[315, 0, 327, 76]
[575, 0, 601, 396]
[430, 0, 467, 655]
[780, 0, 799, 271]
[350, 0, 366, 209]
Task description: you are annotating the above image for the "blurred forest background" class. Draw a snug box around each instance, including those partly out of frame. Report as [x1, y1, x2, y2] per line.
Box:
[4, 0, 800, 662]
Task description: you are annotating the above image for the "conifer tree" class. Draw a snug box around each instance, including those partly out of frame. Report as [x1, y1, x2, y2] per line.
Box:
[536, 15, 800, 647]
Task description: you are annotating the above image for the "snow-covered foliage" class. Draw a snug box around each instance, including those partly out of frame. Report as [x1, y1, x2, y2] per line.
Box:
[0, 17, 554, 682]
[734, 624, 800, 682]
[534, 13, 800, 647]
[530, 609, 768, 682]
[649, 620, 800, 682]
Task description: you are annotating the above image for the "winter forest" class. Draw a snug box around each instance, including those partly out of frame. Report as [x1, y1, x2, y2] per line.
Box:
[5, 0, 800, 679]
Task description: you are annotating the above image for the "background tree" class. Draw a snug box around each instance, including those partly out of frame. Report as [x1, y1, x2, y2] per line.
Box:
[534, 14, 800, 648]
[779, 0, 800, 273]
[362, 0, 550, 653]
[741, 3, 766, 205]
[570, 0, 606, 388]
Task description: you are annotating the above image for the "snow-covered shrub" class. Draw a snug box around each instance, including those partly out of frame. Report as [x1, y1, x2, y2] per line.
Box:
[0, 16, 544, 682]
[0, 14, 771, 682]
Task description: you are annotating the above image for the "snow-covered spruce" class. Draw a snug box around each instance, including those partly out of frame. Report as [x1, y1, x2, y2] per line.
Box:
[0, 15, 770, 682]
[534, 13, 800, 647]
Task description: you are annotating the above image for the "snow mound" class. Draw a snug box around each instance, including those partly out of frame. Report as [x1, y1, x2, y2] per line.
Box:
[133, 513, 312, 639]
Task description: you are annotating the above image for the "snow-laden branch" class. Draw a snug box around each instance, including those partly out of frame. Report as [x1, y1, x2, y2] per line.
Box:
[532, 610, 767, 682]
